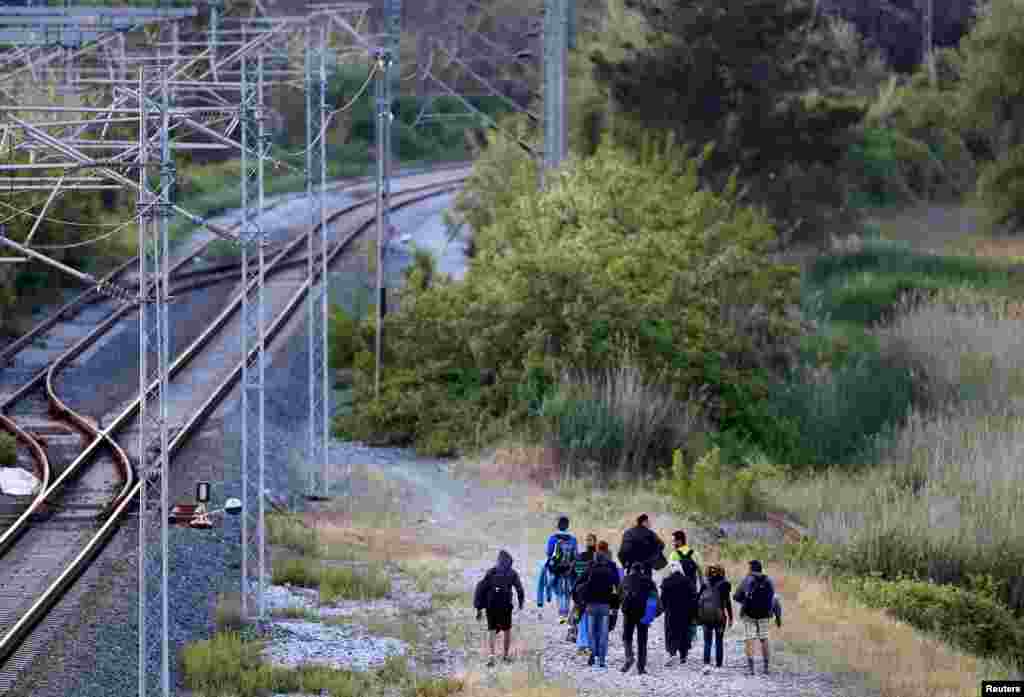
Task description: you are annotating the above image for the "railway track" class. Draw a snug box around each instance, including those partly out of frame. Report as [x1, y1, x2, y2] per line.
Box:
[0, 161, 470, 530]
[0, 166, 468, 688]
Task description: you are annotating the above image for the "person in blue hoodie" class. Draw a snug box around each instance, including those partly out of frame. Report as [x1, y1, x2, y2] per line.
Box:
[545, 515, 578, 623]
[619, 562, 661, 675]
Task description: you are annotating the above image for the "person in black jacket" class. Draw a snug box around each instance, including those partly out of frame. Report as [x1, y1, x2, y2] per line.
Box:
[698, 564, 734, 673]
[660, 560, 699, 666]
[620, 562, 658, 674]
[578, 541, 621, 669]
[618, 514, 666, 572]
[473, 549, 526, 667]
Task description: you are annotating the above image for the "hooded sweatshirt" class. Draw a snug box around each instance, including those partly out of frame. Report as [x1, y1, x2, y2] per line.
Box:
[475, 550, 526, 611]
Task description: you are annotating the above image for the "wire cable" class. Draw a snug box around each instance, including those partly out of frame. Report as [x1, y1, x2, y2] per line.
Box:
[0, 197, 135, 228]
[275, 62, 378, 160]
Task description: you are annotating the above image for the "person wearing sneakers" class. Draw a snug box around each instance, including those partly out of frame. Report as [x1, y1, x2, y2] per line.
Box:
[660, 560, 698, 667]
[570, 533, 598, 652]
[697, 564, 734, 674]
[620, 562, 661, 675]
[578, 540, 621, 668]
[733, 559, 782, 675]
[473, 549, 526, 667]
[545, 515, 579, 625]
[668, 530, 704, 652]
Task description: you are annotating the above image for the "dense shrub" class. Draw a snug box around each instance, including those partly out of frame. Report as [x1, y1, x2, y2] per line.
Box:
[338, 141, 804, 464]
[657, 447, 784, 523]
[840, 575, 1024, 669]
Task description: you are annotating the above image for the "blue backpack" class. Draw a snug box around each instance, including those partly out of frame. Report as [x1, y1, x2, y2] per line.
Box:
[641, 590, 662, 625]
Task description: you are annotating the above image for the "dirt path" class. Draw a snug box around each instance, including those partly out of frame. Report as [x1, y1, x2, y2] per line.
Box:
[309, 450, 875, 697]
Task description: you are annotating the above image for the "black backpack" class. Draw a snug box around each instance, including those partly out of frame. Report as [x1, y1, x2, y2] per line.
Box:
[680, 551, 699, 585]
[622, 577, 649, 619]
[487, 570, 515, 611]
[697, 584, 725, 626]
[744, 575, 773, 620]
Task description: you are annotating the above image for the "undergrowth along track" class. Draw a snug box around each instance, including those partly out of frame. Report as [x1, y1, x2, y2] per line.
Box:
[0, 167, 468, 684]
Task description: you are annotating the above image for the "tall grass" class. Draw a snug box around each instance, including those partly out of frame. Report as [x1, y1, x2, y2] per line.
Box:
[770, 287, 1024, 609]
[271, 557, 391, 604]
[538, 363, 707, 478]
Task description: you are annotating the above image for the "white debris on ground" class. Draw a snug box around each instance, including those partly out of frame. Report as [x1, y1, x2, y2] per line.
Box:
[261, 621, 408, 672]
[258, 577, 433, 673]
[0, 467, 40, 496]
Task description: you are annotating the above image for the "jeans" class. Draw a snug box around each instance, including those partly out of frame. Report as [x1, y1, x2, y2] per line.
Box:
[703, 624, 725, 667]
[555, 574, 572, 616]
[622, 617, 649, 671]
[576, 605, 590, 649]
[587, 603, 611, 664]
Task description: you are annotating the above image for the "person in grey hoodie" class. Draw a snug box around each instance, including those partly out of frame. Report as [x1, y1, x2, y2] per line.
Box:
[474, 550, 526, 667]
[732, 559, 782, 675]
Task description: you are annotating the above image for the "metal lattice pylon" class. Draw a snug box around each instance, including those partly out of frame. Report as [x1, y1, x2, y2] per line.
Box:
[306, 23, 330, 502]
[239, 44, 268, 623]
[137, 66, 174, 697]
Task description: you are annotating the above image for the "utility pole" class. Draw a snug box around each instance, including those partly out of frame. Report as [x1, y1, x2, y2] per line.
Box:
[306, 23, 330, 502]
[137, 61, 174, 697]
[922, 0, 936, 86]
[373, 49, 392, 401]
[542, 0, 568, 187]
[239, 36, 268, 623]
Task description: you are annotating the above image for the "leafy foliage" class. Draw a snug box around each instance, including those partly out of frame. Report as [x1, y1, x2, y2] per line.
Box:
[591, 0, 865, 242]
[336, 141, 803, 465]
[656, 447, 784, 522]
[0, 432, 16, 468]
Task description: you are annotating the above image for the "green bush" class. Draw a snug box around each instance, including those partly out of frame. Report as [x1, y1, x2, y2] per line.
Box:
[0, 431, 16, 468]
[975, 144, 1024, 231]
[656, 447, 784, 522]
[840, 575, 1024, 669]
[328, 305, 363, 371]
[342, 140, 803, 462]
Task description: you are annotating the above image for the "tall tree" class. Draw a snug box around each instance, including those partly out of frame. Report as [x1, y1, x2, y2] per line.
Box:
[591, 0, 863, 242]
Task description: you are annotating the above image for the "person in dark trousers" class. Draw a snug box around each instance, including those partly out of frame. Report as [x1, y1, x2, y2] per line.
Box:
[545, 515, 578, 624]
[660, 560, 699, 666]
[733, 559, 783, 675]
[618, 513, 666, 572]
[473, 549, 526, 667]
[697, 564, 734, 674]
[578, 540, 621, 668]
[571, 533, 598, 652]
[620, 562, 661, 674]
[668, 530, 704, 651]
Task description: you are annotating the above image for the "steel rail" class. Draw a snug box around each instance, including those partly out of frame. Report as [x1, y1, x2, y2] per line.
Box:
[0, 173, 467, 668]
[0, 161, 467, 543]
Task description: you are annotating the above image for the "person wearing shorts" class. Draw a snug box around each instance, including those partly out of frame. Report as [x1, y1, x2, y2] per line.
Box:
[733, 560, 782, 675]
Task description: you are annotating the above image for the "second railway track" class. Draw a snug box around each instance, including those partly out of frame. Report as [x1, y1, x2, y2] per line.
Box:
[0, 166, 468, 691]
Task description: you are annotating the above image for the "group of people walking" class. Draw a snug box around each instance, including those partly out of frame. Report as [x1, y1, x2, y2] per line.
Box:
[472, 514, 783, 676]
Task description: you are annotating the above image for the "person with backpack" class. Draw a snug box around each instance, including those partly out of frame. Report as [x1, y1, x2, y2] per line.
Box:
[618, 514, 667, 573]
[570, 533, 598, 651]
[733, 559, 783, 675]
[473, 549, 526, 667]
[577, 540, 621, 669]
[659, 559, 699, 666]
[668, 530, 704, 648]
[697, 564, 733, 674]
[620, 562, 661, 674]
[546, 515, 579, 624]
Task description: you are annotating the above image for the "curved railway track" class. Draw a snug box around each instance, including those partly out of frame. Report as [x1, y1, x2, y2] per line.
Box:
[0, 167, 468, 684]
